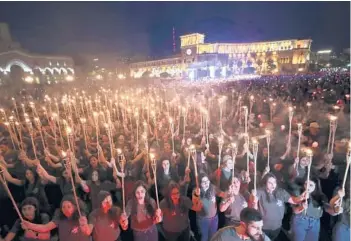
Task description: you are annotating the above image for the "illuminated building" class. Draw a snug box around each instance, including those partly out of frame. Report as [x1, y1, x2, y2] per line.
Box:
[0, 23, 75, 85]
[130, 33, 312, 79]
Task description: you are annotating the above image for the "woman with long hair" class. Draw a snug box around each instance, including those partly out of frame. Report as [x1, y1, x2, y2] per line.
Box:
[291, 176, 334, 241]
[1, 167, 50, 213]
[120, 181, 162, 241]
[21, 195, 90, 241]
[77, 169, 120, 211]
[251, 172, 306, 240]
[1, 197, 50, 241]
[219, 172, 249, 226]
[80, 190, 125, 241]
[156, 158, 185, 198]
[36, 165, 75, 196]
[211, 155, 234, 192]
[160, 181, 202, 241]
[196, 173, 222, 241]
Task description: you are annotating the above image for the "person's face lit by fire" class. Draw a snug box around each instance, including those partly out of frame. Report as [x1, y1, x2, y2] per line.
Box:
[164, 142, 171, 152]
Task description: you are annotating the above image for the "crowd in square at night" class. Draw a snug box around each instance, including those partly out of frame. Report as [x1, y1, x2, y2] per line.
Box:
[0, 2, 350, 240]
[0, 69, 349, 241]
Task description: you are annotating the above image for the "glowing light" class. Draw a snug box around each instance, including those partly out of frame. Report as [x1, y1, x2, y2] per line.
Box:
[329, 115, 337, 121]
[317, 50, 332, 54]
[66, 127, 72, 135]
[305, 149, 313, 156]
[118, 74, 125, 79]
[209, 66, 215, 78]
[96, 74, 102, 80]
[189, 145, 196, 153]
[65, 75, 74, 81]
[24, 76, 34, 83]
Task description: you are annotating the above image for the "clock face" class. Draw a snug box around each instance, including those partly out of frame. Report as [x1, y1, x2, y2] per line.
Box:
[186, 49, 192, 55]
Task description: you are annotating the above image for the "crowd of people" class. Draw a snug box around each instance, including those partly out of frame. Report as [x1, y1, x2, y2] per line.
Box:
[0, 71, 349, 241]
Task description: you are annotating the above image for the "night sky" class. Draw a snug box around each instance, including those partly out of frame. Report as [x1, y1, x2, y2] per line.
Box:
[0, 2, 349, 58]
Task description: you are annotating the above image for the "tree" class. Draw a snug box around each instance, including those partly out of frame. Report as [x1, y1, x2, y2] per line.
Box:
[160, 72, 171, 78]
[250, 53, 257, 59]
[215, 68, 222, 78]
[267, 59, 276, 72]
[243, 67, 256, 74]
[256, 59, 263, 72]
[142, 71, 151, 78]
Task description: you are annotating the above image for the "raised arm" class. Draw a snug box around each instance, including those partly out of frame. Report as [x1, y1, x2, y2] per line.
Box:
[44, 149, 61, 163]
[21, 221, 57, 233]
[2, 231, 16, 241]
[191, 188, 203, 212]
[287, 192, 305, 205]
[219, 195, 235, 212]
[18, 151, 39, 168]
[1, 168, 25, 186]
[36, 164, 57, 184]
[44, 156, 62, 169]
[78, 216, 93, 236]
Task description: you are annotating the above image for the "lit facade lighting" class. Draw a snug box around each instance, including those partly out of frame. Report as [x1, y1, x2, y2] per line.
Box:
[317, 50, 332, 54]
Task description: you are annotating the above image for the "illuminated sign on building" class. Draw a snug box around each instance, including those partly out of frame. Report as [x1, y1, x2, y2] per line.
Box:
[180, 33, 205, 47]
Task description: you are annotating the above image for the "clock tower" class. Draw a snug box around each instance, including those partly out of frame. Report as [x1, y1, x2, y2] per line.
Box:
[180, 33, 205, 58]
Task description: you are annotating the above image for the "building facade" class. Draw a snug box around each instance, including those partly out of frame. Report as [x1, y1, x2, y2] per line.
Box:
[130, 33, 312, 80]
[0, 23, 75, 86]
